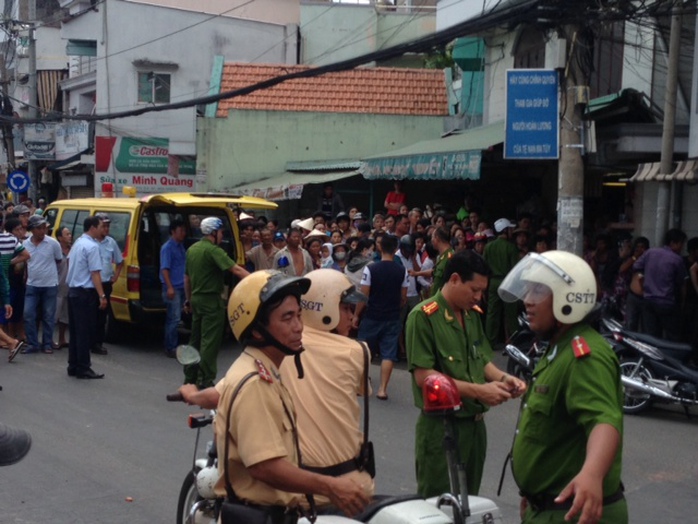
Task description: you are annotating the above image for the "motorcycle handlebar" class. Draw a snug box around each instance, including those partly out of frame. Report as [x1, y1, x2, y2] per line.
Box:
[166, 392, 184, 402]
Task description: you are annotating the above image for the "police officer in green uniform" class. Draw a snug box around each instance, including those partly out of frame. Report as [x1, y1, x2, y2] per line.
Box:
[499, 251, 627, 524]
[430, 227, 454, 297]
[184, 217, 250, 387]
[484, 218, 520, 344]
[407, 251, 526, 498]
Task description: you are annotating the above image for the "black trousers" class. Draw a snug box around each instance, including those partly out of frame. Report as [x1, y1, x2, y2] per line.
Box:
[68, 287, 99, 374]
[94, 282, 112, 346]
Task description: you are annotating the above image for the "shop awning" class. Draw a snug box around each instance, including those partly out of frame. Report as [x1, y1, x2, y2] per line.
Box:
[629, 162, 661, 182]
[361, 121, 504, 181]
[629, 161, 698, 183]
[233, 169, 360, 201]
[665, 160, 698, 182]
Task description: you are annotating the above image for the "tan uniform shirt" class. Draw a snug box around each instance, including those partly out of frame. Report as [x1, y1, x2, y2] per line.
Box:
[280, 327, 374, 504]
[214, 348, 301, 508]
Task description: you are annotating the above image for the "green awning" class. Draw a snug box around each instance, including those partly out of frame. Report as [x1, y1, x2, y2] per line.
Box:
[233, 170, 360, 201]
[361, 121, 504, 180]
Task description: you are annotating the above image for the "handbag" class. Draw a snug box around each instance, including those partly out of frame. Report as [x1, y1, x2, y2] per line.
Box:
[220, 500, 298, 524]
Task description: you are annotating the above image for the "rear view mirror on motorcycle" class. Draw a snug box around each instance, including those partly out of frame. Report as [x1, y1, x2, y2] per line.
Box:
[176, 345, 201, 366]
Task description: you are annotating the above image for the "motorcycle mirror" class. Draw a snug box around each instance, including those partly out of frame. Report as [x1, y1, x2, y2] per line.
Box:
[505, 344, 532, 370]
[175, 345, 201, 366]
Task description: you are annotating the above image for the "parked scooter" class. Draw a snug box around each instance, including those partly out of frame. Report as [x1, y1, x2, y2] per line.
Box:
[601, 318, 698, 415]
[502, 313, 546, 383]
[167, 347, 504, 524]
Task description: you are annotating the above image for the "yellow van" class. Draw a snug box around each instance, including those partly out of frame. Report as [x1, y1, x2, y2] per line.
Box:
[44, 192, 277, 341]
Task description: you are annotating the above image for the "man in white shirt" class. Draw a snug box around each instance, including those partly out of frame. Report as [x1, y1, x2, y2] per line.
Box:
[22, 215, 62, 354]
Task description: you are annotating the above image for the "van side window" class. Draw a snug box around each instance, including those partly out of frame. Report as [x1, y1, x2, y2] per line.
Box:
[60, 209, 90, 239]
[97, 211, 131, 252]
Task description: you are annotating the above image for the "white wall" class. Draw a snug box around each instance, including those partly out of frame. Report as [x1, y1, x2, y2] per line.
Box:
[436, 0, 499, 31]
[623, 22, 655, 97]
[482, 30, 513, 125]
[60, 0, 297, 191]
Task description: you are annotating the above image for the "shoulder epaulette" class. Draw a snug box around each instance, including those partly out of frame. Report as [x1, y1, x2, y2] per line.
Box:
[472, 305, 484, 315]
[255, 359, 274, 383]
[572, 336, 591, 359]
[422, 301, 439, 316]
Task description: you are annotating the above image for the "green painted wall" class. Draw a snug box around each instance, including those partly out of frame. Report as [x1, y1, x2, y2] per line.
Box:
[197, 110, 444, 191]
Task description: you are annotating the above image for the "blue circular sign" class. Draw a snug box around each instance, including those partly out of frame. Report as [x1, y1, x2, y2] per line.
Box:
[8, 170, 30, 193]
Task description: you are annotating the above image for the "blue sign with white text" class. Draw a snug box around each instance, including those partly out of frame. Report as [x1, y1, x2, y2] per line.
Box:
[505, 69, 559, 159]
[7, 170, 30, 193]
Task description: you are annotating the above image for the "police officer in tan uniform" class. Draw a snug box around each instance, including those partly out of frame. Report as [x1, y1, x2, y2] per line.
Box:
[280, 269, 374, 506]
[179, 270, 375, 515]
[210, 271, 369, 522]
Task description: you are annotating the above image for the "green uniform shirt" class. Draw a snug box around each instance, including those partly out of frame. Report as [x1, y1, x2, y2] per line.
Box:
[430, 248, 454, 297]
[512, 323, 624, 498]
[407, 290, 492, 417]
[483, 236, 518, 278]
[185, 237, 236, 296]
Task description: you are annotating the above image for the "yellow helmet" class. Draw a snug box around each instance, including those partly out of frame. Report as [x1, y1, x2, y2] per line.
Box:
[228, 270, 311, 342]
[301, 269, 367, 332]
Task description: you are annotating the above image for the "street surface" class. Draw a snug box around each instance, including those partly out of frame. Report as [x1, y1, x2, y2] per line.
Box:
[0, 333, 696, 523]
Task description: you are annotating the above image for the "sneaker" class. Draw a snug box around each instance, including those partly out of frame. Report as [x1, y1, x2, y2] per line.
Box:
[8, 341, 24, 362]
[20, 346, 39, 354]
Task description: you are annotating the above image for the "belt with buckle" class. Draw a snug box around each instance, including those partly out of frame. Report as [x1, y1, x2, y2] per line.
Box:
[302, 457, 359, 477]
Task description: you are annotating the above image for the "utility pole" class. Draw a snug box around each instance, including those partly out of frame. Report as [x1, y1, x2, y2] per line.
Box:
[657, 3, 682, 244]
[27, 0, 38, 201]
[556, 26, 587, 256]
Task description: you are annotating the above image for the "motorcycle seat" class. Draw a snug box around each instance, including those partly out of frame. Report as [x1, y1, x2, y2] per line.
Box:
[621, 330, 694, 359]
[354, 494, 422, 522]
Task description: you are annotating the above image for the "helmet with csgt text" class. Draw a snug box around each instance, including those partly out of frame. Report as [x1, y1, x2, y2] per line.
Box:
[301, 269, 367, 332]
[498, 250, 596, 324]
[228, 270, 310, 343]
[200, 217, 224, 235]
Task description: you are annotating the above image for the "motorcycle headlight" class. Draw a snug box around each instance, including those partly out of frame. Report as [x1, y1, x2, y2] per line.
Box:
[196, 466, 220, 500]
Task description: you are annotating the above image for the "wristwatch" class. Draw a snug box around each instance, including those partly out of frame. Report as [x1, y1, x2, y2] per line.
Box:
[100, 295, 107, 299]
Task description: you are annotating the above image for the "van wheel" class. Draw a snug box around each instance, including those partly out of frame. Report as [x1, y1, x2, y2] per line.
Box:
[104, 307, 126, 344]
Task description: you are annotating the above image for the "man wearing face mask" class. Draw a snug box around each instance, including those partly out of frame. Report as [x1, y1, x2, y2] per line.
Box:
[499, 251, 626, 524]
[183, 217, 250, 388]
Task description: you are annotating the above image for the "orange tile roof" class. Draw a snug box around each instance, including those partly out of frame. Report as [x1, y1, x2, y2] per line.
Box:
[216, 63, 448, 117]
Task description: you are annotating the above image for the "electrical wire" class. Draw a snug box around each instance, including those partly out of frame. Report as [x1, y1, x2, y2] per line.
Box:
[1, 0, 693, 126]
[0, 0, 544, 124]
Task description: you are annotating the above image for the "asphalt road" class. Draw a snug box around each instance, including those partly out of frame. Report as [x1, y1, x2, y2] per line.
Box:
[1, 334, 696, 523]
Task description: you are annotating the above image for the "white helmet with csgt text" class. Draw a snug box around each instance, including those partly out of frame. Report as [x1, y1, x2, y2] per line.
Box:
[498, 251, 596, 324]
[301, 269, 367, 332]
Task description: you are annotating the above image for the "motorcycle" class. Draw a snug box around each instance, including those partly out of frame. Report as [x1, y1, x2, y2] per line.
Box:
[601, 318, 698, 416]
[168, 347, 504, 524]
[503, 313, 546, 383]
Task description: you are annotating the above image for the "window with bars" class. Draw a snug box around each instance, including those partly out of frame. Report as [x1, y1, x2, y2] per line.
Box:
[137, 72, 171, 104]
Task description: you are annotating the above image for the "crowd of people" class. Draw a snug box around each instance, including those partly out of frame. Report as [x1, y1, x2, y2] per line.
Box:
[178, 205, 629, 523]
[0, 199, 121, 379]
[234, 182, 698, 397]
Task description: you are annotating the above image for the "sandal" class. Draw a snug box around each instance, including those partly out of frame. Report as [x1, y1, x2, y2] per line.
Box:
[8, 341, 23, 363]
